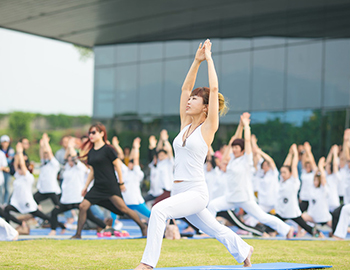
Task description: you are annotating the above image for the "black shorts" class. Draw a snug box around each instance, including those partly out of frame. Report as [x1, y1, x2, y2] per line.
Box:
[84, 185, 122, 205]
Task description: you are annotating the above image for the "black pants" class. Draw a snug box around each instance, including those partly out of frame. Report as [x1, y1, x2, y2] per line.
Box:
[332, 204, 345, 234]
[275, 213, 315, 235]
[34, 192, 60, 206]
[217, 210, 264, 236]
[299, 201, 309, 213]
[4, 204, 65, 229]
[51, 203, 106, 230]
[144, 194, 158, 203]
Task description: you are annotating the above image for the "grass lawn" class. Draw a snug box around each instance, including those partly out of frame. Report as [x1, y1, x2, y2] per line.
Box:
[0, 238, 348, 269]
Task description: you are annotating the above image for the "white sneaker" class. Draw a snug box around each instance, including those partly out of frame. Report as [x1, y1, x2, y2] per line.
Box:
[113, 221, 123, 231]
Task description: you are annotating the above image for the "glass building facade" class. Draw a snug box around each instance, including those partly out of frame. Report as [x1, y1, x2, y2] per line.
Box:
[93, 37, 350, 166]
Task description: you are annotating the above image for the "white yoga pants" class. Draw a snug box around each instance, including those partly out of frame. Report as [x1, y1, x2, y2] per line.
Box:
[207, 196, 291, 237]
[141, 181, 251, 268]
[0, 217, 18, 241]
[334, 204, 350, 239]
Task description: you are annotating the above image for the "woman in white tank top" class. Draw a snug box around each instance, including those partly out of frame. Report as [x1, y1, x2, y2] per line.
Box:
[134, 39, 253, 269]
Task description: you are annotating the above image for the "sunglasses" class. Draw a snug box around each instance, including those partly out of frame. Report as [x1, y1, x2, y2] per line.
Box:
[89, 131, 97, 135]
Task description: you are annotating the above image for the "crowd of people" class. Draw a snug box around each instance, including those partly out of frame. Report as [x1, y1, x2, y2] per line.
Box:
[0, 39, 349, 268]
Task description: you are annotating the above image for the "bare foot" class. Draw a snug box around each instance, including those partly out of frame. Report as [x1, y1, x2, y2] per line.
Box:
[60, 229, 66, 235]
[317, 232, 325, 239]
[134, 263, 153, 269]
[12, 231, 19, 241]
[70, 234, 81, 239]
[268, 231, 277, 237]
[243, 246, 254, 267]
[262, 232, 270, 238]
[287, 227, 294, 239]
[141, 224, 148, 236]
[332, 235, 344, 241]
[48, 230, 56, 236]
[296, 230, 306, 238]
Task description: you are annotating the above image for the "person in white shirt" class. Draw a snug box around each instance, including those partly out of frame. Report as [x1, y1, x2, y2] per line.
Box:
[49, 138, 106, 235]
[256, 149, 279, 213]
[4, 142, 64, 233]
[153, 130, 174, 205]
[274, 144, 323, 238]
[121, 138, 150, 218]
[207, 113, 293, 239]
[34, 133, 61, 207]
[144, 136, 163, 203]
[299, 142, 318, 213]
[332, 204, 350, 240]
[301, 157, 332, 227]
[135, 40, 253, 269]
[0, 150, 9, 193]
[325, 145, 341, 212]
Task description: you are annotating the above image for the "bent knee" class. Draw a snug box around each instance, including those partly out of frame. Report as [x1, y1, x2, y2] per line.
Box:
[79, 202, 90, 211]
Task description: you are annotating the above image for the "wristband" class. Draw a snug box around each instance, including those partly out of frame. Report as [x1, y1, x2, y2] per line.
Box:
[118, 182, 125, 186]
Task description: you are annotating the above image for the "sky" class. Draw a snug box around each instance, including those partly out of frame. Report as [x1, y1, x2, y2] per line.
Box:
[0, 28, 94, 116]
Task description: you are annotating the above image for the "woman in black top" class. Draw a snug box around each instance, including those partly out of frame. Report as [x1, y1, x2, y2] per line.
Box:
[71, 123, 147, 239]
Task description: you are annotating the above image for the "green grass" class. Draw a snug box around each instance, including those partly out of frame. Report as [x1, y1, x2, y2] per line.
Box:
[0, 239, 348, 269]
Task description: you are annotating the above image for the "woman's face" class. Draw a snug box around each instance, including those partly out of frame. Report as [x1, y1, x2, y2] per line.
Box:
[1, 141, 9, 150]
[232, 145, 244, 158]
[89, 128, 104, 143]
[280, 167, 291, 181]
[186, 95, 207, 116]
[313, 177, 321, 188]
[305, 162, 312, 173]
[262, 161, 270, 173]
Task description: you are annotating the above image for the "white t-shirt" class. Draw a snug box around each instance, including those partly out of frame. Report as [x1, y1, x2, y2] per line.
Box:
[10, 171, 37, 214]
[338, 165, 347, 197]
[308, 185, 332, 223]
[224, 153, 255, 203]
[276, 176, 302, 218]
[121, 164, 145, 205]
[299, 169, 316, 201]
[37, 157, 61, 194]
[0, 151, 8, 186]
[60, 161, 88, 204]
[326, 172, 340, 212]
[205, 166, 225, 201]
[148, 162, 163, 197]
[341, 164, 350, 204]
[157, 158, 174, 192]
[258, 168, 279, 208]
[251, 158, 264, 193]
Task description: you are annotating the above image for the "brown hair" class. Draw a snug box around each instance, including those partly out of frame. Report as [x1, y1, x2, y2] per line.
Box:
[190, 87, 228, 116]
[80, 123, 108, 158]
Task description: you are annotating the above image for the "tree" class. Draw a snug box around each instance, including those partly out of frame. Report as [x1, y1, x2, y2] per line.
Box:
[9, 112, 33, 140]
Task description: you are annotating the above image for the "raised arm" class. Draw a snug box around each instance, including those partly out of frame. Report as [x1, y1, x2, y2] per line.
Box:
[332, 145, 339, 174]
[42, 133, 54, 160]
[251, 134, 262, 170]
[112, 136, 125, 160]
[291, 144, 299, 179]
[132, 137, 141, 166]
[202, 40, 219, 134]
[303, 142, 317, 171]
[318, 157, 327, 186]
[180, 43, 205, 128]
[258, 149, 277, 170]
[344, 129, 350, 161]
[325, 145, 333, 174]
[15, 142, 27, 175]
[222, 115, 245, 163]
[241, 113, 251, 155]
[283, 145, 293, 167]
[148, 135, 157, 163]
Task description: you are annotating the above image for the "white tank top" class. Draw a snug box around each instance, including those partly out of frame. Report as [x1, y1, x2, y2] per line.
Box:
[173, 124, 208, 181]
